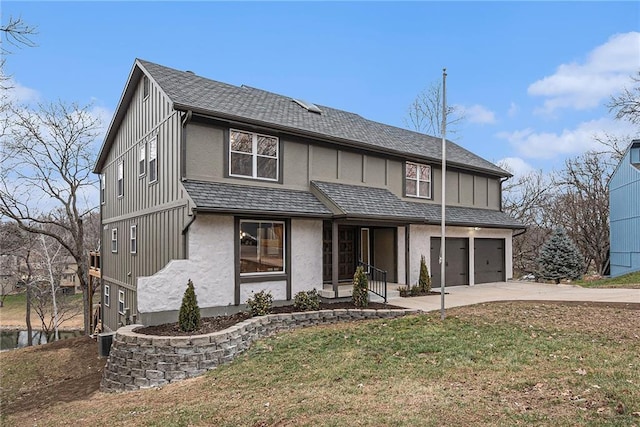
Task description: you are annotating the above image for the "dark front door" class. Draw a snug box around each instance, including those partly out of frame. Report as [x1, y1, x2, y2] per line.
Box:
[474, 238, 505, 284]
[430, 237, 469, 287]
[338, 226, 356, 281]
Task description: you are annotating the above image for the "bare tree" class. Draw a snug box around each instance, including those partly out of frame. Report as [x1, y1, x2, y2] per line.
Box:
[608, 71, 640, 126]
[548, 152, 612, 275]
[0, 101, 101, 334]
[1, 16, 37, 91]
[405, 80, 465, 137]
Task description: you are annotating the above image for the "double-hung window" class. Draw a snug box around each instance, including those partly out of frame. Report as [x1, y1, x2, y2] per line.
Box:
[100, 174, 105, 204]
[111, 228, 118, 253]
[104, 285, 110, 307]
[130, 225, 137, 254]
[139, 144, 146, 177]
[118, 290, 125, 315]
[405, 162, 432, 199]
[149, 137, 157, 183]
[239, 220, 285, 274]
[117, 161, 124, 198]
[229, 130, 278, 181]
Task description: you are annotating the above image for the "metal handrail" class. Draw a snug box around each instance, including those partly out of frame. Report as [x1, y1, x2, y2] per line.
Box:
[357, 260, 387, 303]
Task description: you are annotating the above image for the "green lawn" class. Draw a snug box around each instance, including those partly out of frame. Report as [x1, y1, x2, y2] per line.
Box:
[3, 302, 638, 426]
[576, 271, 640, 289]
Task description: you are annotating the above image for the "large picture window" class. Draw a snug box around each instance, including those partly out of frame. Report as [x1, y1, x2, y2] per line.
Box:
[239, 220, 285, 274]
[229, 130, 278, 181]
[405, 162, 431, 199]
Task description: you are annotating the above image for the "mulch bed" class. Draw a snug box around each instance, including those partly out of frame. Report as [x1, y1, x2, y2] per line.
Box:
[135, 302, 402, 336]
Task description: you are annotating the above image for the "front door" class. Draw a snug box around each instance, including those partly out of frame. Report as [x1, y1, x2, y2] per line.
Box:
[338, 226, 356, 281]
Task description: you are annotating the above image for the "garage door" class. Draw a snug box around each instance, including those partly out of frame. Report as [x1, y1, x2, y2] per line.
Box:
[430, 238, 469, 287]
[474, 238, 505, 284]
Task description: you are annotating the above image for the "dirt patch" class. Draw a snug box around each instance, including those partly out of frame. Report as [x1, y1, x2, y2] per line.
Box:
[136, 301, 400, 336]
[0, 336, 104, 417]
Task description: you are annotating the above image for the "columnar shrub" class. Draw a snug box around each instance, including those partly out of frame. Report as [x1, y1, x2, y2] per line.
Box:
[293, 289, 320, 311]
[247, 290, 273, 316]
[537, 228, 584, 284]
[419, 254, 431, 292]
[352, 266, 369, 307]
[178, 279, 201, 332]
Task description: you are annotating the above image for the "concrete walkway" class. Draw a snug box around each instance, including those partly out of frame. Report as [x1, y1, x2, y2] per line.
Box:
[388, 281, 640, 312]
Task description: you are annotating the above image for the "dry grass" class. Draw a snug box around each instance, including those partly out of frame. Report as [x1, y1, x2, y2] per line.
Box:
[576, 271, 640, 289]
[0, 293, 84, 329]
[2, 301, 639, 426]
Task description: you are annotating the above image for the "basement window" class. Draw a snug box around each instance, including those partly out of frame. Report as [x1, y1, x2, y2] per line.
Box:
[104, 285, 110, 307]
[118, 290, 125, 315]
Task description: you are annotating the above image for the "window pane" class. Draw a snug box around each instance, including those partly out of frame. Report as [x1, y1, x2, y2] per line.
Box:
[149, 159, 157, 182]
[230, 153, 252, 176]
[406, 179, 417, 196]
[240, 221, 284, 273]
[257, 136, 277, 156]
[420, 165, 430, 181]
[419, 182, 429, 198]
[230, 131, 252, 153]
[406, 163, 417, 179]
[257, 157, 277, 180]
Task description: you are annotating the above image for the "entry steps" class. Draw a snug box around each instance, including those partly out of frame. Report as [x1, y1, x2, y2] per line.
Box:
[319, 283, 401, 302]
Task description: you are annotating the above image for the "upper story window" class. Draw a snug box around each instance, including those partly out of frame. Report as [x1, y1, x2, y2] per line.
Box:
[117, 161, 124, 198]
[111, 228, 118, 253]
[139, 144, 146, 177]
[149, 137, 158, 183]
[130, 225, 137, 254]
[100, 174, 105, 205]
[405, 162, 432, 199]
[143, 75, 149, 99]
[229, 130, 278, 181]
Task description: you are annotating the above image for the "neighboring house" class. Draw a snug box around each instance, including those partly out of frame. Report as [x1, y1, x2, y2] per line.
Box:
[609, 140, 640, 277]
[59, 258, 80, 294]
[0, 254, 19, 296]
[94, 59, 523, 330]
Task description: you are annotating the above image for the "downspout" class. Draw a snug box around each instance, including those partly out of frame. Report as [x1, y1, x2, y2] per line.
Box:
[499, 175, 510, 212]
[180, 110, 193, 179]
[182, 209, 197, 259]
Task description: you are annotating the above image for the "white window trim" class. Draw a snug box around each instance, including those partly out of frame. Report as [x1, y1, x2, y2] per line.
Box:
[104, 285, 110, 307]
[130, 225, 137, 254]
[149, 136, 158, 184]
[111, 228, 118, 253]
[229, 129, 279, 182]
[405, 161, 432, 199]
[139, 144, 146, 178]
[118, 290, 125, 315]
[239, 220, 286, 276]
[117, 161, 124, 198]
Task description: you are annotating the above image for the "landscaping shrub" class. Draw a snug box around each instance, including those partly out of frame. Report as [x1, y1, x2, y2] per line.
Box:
[293, 289, 320, 311]
[178, 279, 201, 332]
[352, 266, 369, 307]
[247, 290, 273, 316]
[419, 254, 431, 292]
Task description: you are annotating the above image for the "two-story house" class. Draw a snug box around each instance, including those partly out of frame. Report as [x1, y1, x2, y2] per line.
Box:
[94, 59, 523, 330]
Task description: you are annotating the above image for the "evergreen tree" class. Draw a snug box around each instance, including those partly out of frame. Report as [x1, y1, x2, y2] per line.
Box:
[537, 228, 584, 284]
[352, 266, 369, 307]
[178, 279, 201, 332]
[419, 254, 431, 292]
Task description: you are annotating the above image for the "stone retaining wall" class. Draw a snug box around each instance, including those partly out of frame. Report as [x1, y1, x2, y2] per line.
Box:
[101, 308, 418, 392]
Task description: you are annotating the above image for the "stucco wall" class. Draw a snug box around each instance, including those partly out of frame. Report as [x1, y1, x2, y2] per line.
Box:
[137, 215, 235, 315]
[291, 219, 323, 295]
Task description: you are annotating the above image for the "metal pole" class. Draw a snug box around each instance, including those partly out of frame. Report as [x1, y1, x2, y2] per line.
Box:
[440, 68, 447, 321]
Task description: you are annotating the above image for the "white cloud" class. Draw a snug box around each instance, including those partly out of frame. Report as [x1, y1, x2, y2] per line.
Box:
[3, 77, 40, 104]
[528, 31, 640, 115]
[497, 117, 636, 159]
[507, 102, 519, 118]
[497, 157, 535, 177]
[457, 103, 496, 124]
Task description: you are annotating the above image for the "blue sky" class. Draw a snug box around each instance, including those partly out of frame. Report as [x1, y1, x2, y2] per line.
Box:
[3, 1, 639, 176]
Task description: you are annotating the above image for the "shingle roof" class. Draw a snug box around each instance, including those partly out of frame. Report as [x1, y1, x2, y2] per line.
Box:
[182, 180, 332, 217]
[311, 181, 524, 228]
[137, 59, 509, 177]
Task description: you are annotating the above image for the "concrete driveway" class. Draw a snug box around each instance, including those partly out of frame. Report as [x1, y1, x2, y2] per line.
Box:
[388, 281, 640, 312]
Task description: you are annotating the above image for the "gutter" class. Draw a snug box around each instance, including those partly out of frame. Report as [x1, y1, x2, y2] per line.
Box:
[180, 110, 193, 179]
